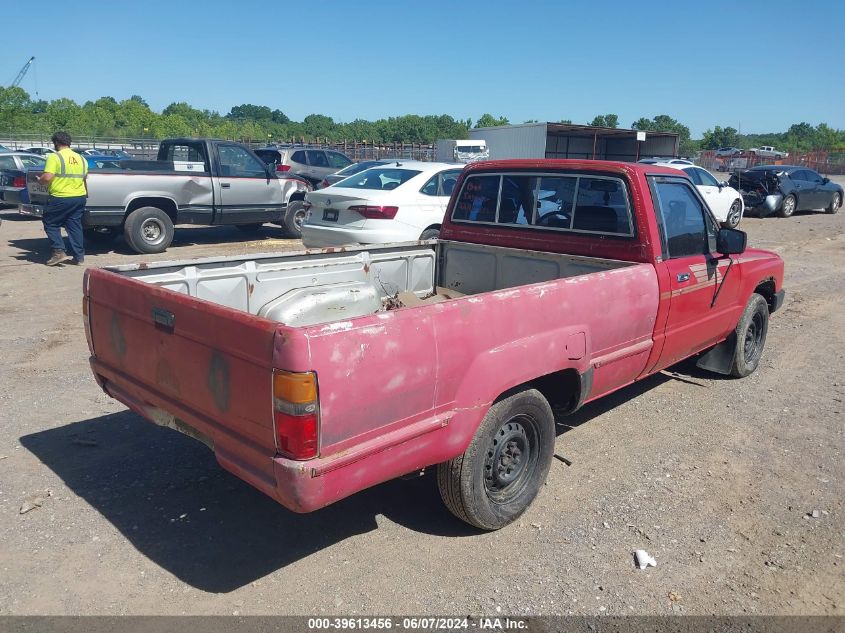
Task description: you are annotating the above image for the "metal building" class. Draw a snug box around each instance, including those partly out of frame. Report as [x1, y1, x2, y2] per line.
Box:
[468, 122, 679, 162]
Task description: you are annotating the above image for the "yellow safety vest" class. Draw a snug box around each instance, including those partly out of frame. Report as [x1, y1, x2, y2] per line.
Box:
[44, 148, 88, 198]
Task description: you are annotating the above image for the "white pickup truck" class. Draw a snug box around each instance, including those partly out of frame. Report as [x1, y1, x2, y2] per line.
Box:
[21, 138, 312, 253]
[749, 146, 788, 159]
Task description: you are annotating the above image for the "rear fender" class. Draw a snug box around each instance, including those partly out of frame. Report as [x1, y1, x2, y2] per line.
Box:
[450, 326, 591, 438]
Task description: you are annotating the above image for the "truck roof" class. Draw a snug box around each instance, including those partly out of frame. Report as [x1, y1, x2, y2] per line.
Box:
[462, 158, 686, 178]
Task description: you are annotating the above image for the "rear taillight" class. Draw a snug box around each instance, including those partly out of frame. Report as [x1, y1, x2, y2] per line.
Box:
[349, 205, 399, 219]
[275, 164, 291, 172]
[13, 176, 25, 188]
[273, 370, 319, 460]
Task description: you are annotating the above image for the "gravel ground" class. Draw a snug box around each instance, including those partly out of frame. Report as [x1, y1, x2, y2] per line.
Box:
[0, 184, 842, 616]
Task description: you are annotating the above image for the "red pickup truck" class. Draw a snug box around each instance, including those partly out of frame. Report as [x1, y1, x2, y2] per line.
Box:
[83, 160, 785, 530]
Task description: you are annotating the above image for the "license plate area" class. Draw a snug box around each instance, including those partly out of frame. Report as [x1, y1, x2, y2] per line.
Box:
[323, 208, 339, 222]
[30, 183, 48, 195]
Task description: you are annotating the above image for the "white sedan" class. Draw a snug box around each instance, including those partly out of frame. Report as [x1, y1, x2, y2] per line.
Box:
[655, 162, 745, 228]
[301, 161, 463, 247]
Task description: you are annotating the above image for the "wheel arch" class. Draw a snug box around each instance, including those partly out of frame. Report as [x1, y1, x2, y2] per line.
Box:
[494, 366, 592, 416]
[753, 277, 778, 312]
[125, 197, 178, 223]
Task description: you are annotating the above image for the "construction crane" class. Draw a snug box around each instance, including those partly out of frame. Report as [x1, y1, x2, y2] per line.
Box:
[10, 56, 35, 88]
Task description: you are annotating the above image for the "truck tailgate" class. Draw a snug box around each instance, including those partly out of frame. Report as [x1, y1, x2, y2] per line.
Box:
[84, 268, 280, 494]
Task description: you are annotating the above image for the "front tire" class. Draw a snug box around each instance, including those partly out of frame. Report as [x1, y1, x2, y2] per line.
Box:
[123, 206, 174, 254]
[778, 194, 796, 218]
[729, 293, 769, 378]
[723, 200, 743, 228]
[437, 389, 555, 530]
[826, 192, 841, 214]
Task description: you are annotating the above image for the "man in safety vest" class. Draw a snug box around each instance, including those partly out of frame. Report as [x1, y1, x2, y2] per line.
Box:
[37, 131, 89, 266]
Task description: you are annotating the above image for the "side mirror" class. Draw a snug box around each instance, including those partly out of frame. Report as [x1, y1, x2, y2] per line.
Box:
[717, 228, 747, 255]
[822, 177, 830, 184]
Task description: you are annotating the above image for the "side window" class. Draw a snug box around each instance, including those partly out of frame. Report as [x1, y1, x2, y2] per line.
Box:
[326, 151, 352, 169]
[697, 168, 720, 187]
[453, 175, 500, 222]
[291, 150, 306, 164]
[440, 169, 461, 197]
[306, 150, 329, 167]
[653, 180, 711, 258]
[420, 175, 439, 196]
[791, 170, 810, 182]
[804, 170, 822, 183]
[573, 177, 632, 235]
[217, 145, 267, 178]
[685, 168, 702, 185]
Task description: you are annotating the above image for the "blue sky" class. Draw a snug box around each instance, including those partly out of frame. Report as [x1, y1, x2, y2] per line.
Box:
[3, 0, 843, 136]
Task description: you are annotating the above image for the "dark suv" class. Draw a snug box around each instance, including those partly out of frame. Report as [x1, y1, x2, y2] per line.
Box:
[255, 146, 353, 187]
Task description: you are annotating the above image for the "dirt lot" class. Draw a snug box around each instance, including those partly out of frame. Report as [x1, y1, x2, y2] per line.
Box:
[0, 186, 842, 616]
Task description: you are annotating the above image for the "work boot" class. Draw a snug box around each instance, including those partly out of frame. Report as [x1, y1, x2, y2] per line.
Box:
[45, 249, 67, 266]
[69, 257, 85, 265]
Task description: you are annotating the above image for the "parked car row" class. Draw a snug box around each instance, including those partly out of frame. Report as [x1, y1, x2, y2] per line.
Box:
[728, 165, 842, 217]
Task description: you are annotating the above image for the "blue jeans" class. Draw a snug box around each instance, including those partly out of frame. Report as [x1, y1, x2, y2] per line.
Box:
[43, 196, 86, 260]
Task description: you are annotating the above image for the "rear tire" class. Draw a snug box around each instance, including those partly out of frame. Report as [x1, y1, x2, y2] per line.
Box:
[826, 192, 841, 214]
[420, 227, 440, 240]
[281, 200, 307, 239]
[729, 293, 769, 378]
[437, 389, 555, 530]
[778, 194, 796, 218]
[123, 206, 174, 254]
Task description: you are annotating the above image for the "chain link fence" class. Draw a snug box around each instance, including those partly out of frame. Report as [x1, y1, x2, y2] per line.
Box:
[696, 149, 845, 175]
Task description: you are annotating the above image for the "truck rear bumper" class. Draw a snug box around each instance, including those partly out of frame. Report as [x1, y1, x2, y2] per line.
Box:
[271, 410, 468, 513]
[92, 357, 479, 514]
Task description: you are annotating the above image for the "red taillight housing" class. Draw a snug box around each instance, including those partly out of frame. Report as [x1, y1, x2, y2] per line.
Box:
[273, 370, 319, 460]
[275, 164, 291, 172]
[13, 176, 25, 188]
[349, 205, 399, 219]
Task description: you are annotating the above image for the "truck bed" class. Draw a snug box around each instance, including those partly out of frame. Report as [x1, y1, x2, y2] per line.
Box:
[106, 240, 634, 327]
[86, 240, 657, 512]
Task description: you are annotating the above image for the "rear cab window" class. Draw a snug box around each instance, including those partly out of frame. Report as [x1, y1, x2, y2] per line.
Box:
[452, 171, 634, 236]
[159, 141, 209, 171]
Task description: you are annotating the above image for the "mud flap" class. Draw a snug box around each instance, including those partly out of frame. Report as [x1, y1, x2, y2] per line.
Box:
[695, 333, 737, 375]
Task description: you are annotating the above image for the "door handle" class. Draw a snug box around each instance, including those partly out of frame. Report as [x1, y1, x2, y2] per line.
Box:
[221, 182, 231, 189]
[676, 273, 691, 282]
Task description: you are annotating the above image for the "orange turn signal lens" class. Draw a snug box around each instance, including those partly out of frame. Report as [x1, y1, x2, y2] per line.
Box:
[273, 370, 317, 404]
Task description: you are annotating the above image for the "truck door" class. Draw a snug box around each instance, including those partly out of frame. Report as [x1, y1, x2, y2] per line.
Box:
[650, 176, 743, 370]
[215, 143, 283, 224]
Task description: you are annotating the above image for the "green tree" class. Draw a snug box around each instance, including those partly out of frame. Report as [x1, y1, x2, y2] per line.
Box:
[590, 114, 618, 128]
[227, 103, 273, 121]
[302, 114, 335, 139]
[632, 114, 694, 155]
[129, 95, 149, 108]
[700, 125, 739, 150]
[474, 113, 509, 128]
